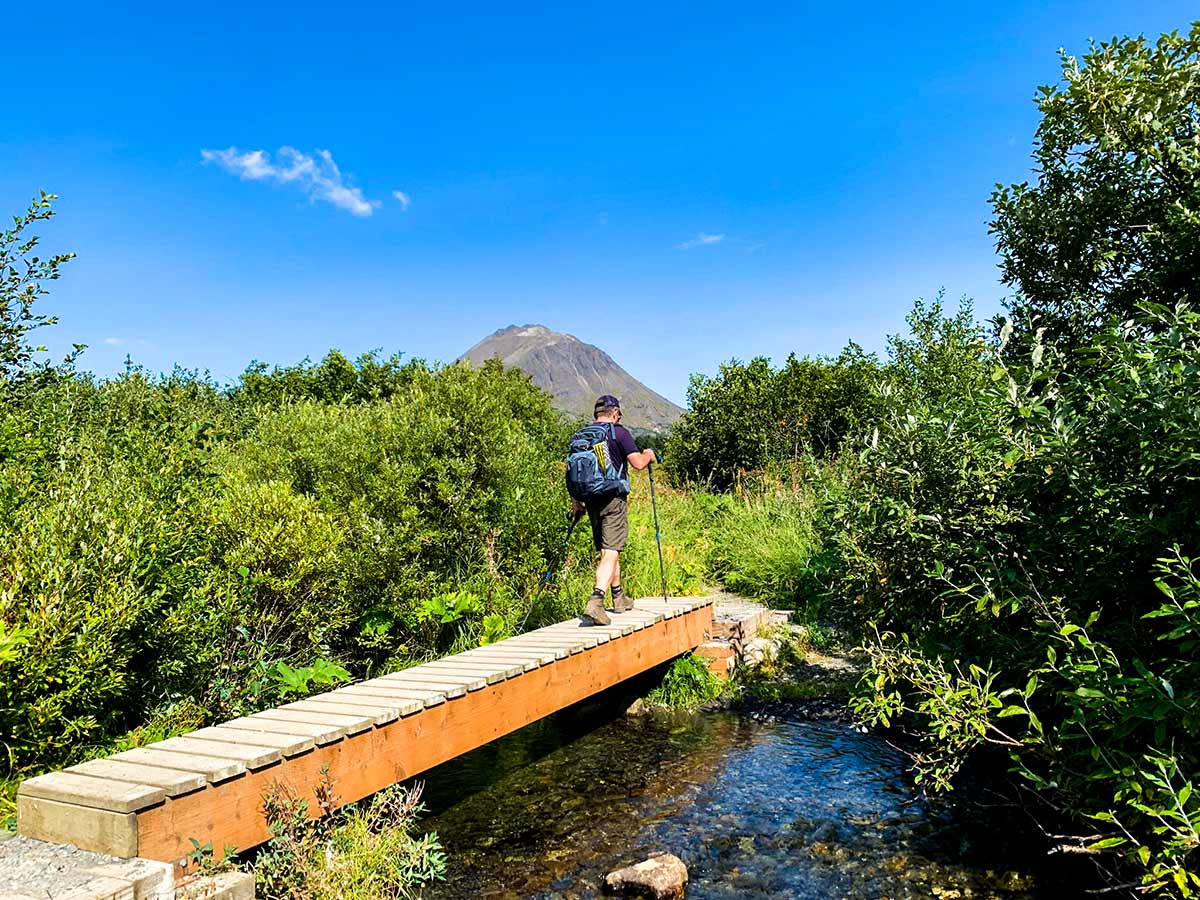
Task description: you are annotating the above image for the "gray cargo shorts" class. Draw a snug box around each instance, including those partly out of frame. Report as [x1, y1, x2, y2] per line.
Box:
[585, 493, 628, 552]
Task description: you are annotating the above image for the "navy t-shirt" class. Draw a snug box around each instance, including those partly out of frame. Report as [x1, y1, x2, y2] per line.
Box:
[595, 421, 640, 480]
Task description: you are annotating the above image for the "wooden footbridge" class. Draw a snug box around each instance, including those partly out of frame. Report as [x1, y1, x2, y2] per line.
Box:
[17, 597, 713, 866]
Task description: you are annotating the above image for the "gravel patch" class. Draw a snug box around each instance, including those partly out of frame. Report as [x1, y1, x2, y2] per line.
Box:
[0, 833, 130, 896]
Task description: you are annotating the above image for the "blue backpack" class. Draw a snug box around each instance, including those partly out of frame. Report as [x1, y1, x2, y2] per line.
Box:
[566, 423, 630, 500]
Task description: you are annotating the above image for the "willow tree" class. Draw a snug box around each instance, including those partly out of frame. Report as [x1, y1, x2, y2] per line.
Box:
[990, 24, 1200, 347]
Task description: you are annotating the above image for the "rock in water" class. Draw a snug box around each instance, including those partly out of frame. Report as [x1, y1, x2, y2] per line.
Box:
[604, 852, 688, 898]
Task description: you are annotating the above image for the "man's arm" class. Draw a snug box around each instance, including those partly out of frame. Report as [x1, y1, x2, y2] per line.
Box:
[616, 425, 657, 470]
[627, 448, 657, 470]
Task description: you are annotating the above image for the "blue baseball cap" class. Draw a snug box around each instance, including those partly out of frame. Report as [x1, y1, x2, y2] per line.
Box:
[594, 395, 620, 413]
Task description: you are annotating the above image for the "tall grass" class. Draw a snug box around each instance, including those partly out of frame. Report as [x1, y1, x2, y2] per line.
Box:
[708, 488, 820, 605]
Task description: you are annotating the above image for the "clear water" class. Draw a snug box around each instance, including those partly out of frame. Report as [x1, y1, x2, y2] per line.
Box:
[417, 700, 1084, 900]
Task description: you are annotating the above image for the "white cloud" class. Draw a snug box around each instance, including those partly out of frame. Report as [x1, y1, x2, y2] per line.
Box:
[201, 146, 381, 217]
[677, 232, 725, 250]
[392, 190, 411, 210]
[104, 337, 124, 347]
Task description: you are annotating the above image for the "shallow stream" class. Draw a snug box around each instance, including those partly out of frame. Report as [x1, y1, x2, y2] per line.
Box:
[417, 692, 1086, 900]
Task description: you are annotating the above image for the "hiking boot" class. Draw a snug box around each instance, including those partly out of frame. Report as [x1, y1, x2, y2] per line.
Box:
[581, 596, 611, 626]
[612, 592, 634, 613]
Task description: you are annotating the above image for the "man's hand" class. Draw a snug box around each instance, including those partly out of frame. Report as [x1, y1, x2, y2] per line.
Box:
[570, 497, 586, 521]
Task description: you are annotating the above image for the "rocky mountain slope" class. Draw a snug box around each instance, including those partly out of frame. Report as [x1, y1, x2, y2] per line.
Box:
[459, 325, 683, 431]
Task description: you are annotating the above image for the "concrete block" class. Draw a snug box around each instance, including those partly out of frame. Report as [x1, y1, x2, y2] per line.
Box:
[56, 875, 135, 900]
[176, 871, 254, 900]
[88, 858, 174, 900]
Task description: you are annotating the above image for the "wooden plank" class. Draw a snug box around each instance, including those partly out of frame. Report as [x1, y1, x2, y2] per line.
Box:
[618, 609, 665, 625]
[111, 748, 245, 784]
[415, 659, 523, 682]
[506, 628, 588, 644]
[338, 683, 453, 705]
[17, 772, 164, 814]
[597, 624, 638, 638]
[151, 737, 281, 770]
[67, 759, 207, 797]
[425, 655, 526, 672]
[343, 681, 453, 705]
[456, 650, 544, 671]
[503, 636, 585, 654]
[299, 693, 419, 722]
[635, 602, 680, 618]
[550, 620, 636, 637]
[225, 715, 347, 745]
[503, 644, 567, 661]
[134, 604, 713, 863]
[477, 641, 567, 661]
[511, 630, 601, 649]
[381, 671, 489, 691]
[408, 659, 520, 680]
[187, 726, 315, 757]
[267, 704, 376, 735]
[541, 624, 613, 644]
[17, 796, 137, 858]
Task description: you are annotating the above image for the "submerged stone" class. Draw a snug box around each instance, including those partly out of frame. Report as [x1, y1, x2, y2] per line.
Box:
[603, 851, 688, 899]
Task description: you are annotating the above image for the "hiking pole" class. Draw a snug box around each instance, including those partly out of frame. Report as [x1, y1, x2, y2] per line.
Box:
[647, 460, 668, 602]
[519, 512, 582, 631]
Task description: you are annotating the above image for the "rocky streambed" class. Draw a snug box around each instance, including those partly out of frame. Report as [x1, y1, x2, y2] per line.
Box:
[414, 647, 1086, 900]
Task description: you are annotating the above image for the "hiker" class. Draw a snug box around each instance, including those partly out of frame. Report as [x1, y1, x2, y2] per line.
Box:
[566, 395, 658, 626]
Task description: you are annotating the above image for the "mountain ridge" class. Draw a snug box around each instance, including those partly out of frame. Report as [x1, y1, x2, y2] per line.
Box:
[459, 324, 683, 431]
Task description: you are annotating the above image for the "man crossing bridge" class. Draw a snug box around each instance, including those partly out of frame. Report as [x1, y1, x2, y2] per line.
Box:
[567, 394, 658, 626]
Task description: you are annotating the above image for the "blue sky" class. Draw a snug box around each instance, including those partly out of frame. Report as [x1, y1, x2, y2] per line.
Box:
[3, 1, 1195, 405]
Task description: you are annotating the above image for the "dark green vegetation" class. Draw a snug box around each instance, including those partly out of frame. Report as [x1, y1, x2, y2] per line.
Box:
[662, 24, 1200, 897]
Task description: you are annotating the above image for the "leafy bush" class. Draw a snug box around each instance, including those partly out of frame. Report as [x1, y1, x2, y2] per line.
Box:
[0, 193, 78, 389]
[667, 345, 880, 489]
[270, 660, 352, 700]
[0, 375, 233, 770]
[990, 25, 1200, 348]
[838, 301, 1200, 893]
[645, 653, 726, 710]
[255, 775, 445, 900]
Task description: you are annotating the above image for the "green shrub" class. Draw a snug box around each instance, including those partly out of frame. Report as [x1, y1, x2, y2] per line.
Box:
[255, 776, 445, 900]
[646, 653, 725, 710]
[839, 301, 1200, 893]
[667, 345, 880, 489]
[0, 338, 584, 778]
[990, 25, 1200, 349]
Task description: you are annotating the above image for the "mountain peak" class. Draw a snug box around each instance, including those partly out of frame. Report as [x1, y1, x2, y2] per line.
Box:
[459, 325, 682, 431]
